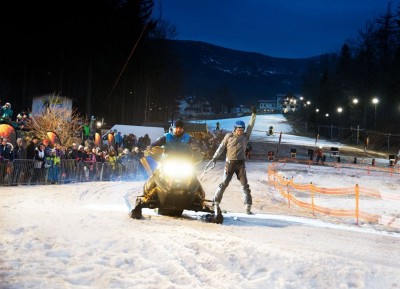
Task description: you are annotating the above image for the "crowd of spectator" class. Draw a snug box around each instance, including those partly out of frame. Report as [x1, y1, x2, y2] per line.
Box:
[0, 100, 32, 130]
[1, 102, 226, 184]
[0, 133, 148, 184]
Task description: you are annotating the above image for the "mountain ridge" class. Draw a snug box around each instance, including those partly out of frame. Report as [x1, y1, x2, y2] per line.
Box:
[166, 39, 318, 107]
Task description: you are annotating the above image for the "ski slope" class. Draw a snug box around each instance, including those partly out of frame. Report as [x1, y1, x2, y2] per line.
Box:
[1, 114, 400, 289]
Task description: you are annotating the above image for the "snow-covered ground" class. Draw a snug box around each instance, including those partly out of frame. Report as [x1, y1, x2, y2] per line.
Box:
[2, 114, 400, 289]
[203, 114, 343, 148]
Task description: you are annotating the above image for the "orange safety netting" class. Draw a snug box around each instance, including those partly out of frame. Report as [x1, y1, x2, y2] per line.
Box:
[267, 162, 399, 229]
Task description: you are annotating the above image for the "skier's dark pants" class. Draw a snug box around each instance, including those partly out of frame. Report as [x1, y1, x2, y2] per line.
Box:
[214, 160, 252, 205]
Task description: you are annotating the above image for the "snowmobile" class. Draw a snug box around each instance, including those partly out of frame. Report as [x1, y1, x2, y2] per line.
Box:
[130, 145, 223, 224]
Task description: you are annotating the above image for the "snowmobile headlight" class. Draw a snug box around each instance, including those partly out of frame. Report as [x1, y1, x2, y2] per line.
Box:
[161, 160, 194, 178]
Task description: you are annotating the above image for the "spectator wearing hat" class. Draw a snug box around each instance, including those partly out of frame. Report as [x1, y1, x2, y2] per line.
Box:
[26, 136, 39, 159]
[45, 149, 61, 184]
[81, 146, 95, 181]
[67, 143, 79, 160]
[114, 131, 123, 153]
[76, 145, 86, 162]
[8, 138, 25, 184]
[142, 134, 151, 148]
[0, 137, 13, 160]
[53, 143, 66, 159]
[0, 102, 13, 121]
[132, 147, 143, 160]
[131, 146, 144, 177]
[42, 139, 52, 157]
[93, 147, 105, 163]
[13, 138, 26, 160]
[32, 143, 46, 183]
[106, 149, 119, 180]
[120, 148, 132, 161]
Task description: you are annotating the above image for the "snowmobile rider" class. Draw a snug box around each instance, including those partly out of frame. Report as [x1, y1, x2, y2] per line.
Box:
[130, 119, 205, 219]
[210, 106, 257, 214]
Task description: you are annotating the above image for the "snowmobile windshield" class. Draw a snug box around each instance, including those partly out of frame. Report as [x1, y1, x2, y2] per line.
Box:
[163, 142, 192, 158]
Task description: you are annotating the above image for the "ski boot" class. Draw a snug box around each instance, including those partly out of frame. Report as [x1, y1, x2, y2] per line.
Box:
[130, 199, 143, 219]
[245, 204, 253, 215]
[211, 202, 224, 224]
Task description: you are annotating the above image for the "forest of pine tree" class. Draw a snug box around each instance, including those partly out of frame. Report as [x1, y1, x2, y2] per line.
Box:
[300, 2, 400, 136]
[0, 0, 182, 126]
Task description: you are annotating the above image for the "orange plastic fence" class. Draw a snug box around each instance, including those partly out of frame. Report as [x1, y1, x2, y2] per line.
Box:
[277, 157, 400, 178]
[267, 162, 399, 229]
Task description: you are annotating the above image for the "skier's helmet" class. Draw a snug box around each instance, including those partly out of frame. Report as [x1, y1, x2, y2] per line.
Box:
[234, 120, 245, 130]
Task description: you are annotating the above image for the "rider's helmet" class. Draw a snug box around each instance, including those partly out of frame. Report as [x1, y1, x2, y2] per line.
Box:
[234, 120, 245, 130]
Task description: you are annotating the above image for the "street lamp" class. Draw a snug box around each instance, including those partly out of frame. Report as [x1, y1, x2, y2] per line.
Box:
[337, 107, 343, 139]
[325, 113, 331, 139]
[338, 107, 343, 117]
[352, 98, 359, 126]
[372, 97, 379, 129]
[315, 108, 320, 133]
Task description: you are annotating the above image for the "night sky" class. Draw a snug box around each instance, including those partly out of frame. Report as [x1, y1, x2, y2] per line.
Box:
[156, 0, 400, 59]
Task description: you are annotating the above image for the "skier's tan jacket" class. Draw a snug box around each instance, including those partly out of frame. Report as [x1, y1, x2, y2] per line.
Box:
[212, 112, 256, 161]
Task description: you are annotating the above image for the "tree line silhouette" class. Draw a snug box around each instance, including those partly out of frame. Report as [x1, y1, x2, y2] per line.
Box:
[301, 2, 400, 135]
[0, 0, 181, 125]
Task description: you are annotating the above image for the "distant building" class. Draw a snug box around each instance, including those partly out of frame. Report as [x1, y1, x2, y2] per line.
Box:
[177, 96, 213, 117]
[277, 93, 301, 113]
[258, 99, 277, 113]
[232, 105, 251, 116]
[257, 93, 303, 113]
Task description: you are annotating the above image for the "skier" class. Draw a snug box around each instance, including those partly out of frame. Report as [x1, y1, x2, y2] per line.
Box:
[316, 146, 324, 165]
[267, 126, 274, 136]
[215, 122, 221, 132]
[209, 106, 257, 214]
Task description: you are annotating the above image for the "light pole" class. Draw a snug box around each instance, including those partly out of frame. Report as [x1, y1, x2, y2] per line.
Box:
[325, 113, 331, 139]
[315, 108, 320, 133]
[352, 98, 359, 144]
[352, 98, 359, 125]
[337, 107, 343, 139]
[372, 97, 379, 129]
